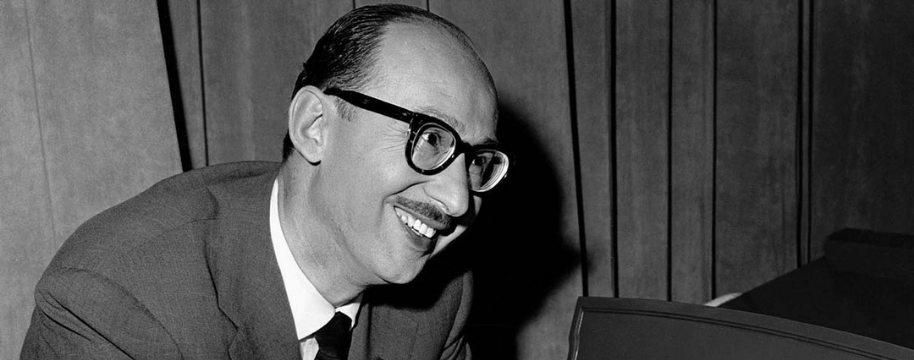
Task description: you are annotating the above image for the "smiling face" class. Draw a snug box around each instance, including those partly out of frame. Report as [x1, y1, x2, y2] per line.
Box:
[307, 22, 497, 286]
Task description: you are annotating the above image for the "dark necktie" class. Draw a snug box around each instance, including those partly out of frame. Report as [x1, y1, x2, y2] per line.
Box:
[313, 312, 352, 360]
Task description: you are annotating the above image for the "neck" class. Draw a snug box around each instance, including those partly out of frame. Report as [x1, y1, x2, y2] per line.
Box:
[276, 162, 368, 307]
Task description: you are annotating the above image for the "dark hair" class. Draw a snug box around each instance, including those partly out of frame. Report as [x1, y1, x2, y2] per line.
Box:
[282, 4, 479, 161]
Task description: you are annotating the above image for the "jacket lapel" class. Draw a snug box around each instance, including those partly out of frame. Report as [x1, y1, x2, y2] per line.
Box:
[205, 165, 300, 359]
[349, 294, 419, 360]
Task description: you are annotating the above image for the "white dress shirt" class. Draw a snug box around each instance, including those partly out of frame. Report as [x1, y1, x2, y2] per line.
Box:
[269, 181, 361, 360]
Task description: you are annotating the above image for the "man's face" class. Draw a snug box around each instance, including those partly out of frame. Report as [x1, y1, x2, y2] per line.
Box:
[315, 23, 497, 285]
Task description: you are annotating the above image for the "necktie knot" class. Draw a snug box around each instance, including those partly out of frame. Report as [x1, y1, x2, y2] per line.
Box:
[313, 312, 352, 360]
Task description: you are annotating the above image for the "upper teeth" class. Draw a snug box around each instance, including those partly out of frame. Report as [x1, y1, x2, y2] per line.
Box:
[396, 208, 436, 238]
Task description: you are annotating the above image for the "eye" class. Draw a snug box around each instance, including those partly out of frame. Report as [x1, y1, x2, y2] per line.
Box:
[470, 155, 489, 167]
[415, 126, 454, 155]
[468, 154, 491, 174]
[421, 131, 441, 147]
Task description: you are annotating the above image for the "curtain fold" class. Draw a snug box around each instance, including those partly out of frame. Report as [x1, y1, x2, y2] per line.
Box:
[0, 1, 181, 357]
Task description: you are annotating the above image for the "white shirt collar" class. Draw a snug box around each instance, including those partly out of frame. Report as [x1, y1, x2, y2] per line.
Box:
[270, 180, 360, 340]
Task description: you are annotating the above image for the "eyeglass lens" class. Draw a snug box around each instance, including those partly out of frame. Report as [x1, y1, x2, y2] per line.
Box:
[411, 124, 457, 169]
[410, 123, 508, 192]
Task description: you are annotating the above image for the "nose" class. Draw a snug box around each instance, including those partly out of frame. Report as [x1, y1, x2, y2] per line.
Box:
[424, 154, 471, 218]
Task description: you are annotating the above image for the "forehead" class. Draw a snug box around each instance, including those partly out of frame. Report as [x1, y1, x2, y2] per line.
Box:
[365, 22, 497, 144]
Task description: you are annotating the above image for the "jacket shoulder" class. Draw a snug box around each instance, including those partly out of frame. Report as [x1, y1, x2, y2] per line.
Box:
[48, 161, 279, 272]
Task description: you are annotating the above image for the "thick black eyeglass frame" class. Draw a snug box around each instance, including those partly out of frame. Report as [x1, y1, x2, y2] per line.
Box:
[323, 88, 508, 187]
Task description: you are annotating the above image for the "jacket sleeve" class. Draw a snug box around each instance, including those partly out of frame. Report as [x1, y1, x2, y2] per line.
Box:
[439, 270, 473, 360]
[20, 267, 181, 360]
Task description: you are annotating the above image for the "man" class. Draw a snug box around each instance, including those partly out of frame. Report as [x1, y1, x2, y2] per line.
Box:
[21, 4, 508, 360]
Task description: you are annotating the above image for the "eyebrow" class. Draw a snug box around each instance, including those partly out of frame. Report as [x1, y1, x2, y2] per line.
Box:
[415, 106, 465, 133]
[414, 106, 499, 147]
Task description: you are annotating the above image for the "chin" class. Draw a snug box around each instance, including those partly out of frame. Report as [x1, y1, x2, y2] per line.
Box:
[379, 259, 428, 285]
[382, 272, 419, 285]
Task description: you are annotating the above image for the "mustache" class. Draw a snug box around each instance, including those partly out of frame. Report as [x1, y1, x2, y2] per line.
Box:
[394, 196, 455, 231]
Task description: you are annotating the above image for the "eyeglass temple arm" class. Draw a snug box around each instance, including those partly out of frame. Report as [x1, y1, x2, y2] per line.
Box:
[325, 89, 415, 125]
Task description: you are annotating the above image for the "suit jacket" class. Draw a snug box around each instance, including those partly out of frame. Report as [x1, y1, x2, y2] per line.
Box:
[20, 162, 472, 360]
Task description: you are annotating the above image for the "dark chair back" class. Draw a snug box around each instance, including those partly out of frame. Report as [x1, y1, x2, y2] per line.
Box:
[568, 297, 914, 360]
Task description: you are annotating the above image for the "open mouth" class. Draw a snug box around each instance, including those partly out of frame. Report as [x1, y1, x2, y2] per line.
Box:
[394, 207, 437, 239]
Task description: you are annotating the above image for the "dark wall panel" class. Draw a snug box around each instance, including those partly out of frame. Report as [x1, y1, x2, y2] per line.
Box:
[715, 0, 799, 295]
[615, 0, 670, 300]
[570, 0, 614, 298]
[798, 0, 812, 264]
[670, 0, 715, 303]
[810, 0, 914, 256]
[434, 1, 583, 358]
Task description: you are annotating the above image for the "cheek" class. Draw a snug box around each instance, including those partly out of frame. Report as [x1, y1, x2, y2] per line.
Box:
[373, 142, 420, 187]
[333, 131, 400, 185]
[364, 128, 410, 173]
[341, 146, 415, 214]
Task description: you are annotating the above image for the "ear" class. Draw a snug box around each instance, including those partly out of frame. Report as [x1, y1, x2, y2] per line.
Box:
[288, 86, 329, 164]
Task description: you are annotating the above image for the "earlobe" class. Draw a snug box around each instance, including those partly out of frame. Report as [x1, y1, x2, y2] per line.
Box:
[288, 86, 328, 164]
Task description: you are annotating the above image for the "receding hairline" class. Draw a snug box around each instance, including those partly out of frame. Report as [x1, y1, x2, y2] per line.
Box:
[357, 16, 496, 94]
